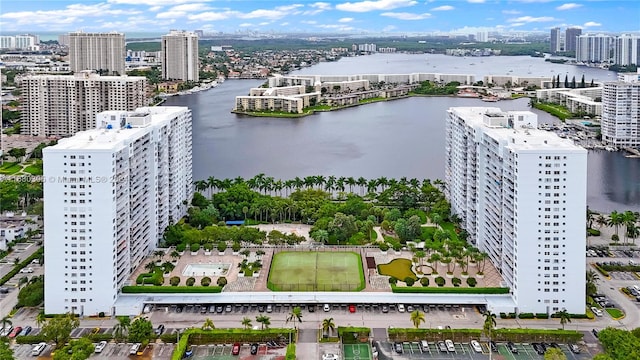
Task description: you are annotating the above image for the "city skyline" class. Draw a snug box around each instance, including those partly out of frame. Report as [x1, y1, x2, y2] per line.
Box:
[0, 0, 638, 35]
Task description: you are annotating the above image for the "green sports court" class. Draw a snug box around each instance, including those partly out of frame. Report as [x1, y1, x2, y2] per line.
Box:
[343, 344, 372, 360]
[267, 251, 365, 291]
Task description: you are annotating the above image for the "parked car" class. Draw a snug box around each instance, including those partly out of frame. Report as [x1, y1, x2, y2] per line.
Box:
[91, 327, 100, 335]
[183, 346, 194, 358]
[232, 343, 240, 355]
[94, 341, 107, 353]
[258, 305, 265, 312]
[348, 304, 356, 313]
[0, 326, 13, 337]
[507, 341, 518, 354]
[324, 304, 331, 312]
[19, 267, 34, 273]
[8, 326, 22, 339]
[569, 344, 581, 354]
[470, 340, 482, 353]
[381, 305, 389, 313]
[225, 305, 232, 312]
[397, 304, 405, 313]
[155, 324, 165, 335]
[591, 307, 603, 317]
[266, 305, 273, 313]
[250, 343, 259, 355]
[31, 342, 47, 356]
[437, 341, 448, 352]
[445, 339, 455, 352]
[406, 305, 414, 312]
[129, 343, 141, 355]
[532, 343, 545, 355]
[308, 305, 315, 312]
[419, 340, 429, 352]
[18, 326, 32, 336]
[489, 341, 498, 353]
[592, 329, 599, 338]
[393, 342, 403, 354]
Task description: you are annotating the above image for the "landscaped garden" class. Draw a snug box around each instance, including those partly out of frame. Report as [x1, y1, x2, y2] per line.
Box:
[268, 252, 365, 291]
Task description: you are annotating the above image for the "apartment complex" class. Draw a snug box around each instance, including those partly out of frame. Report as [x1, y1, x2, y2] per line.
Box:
[19, 72, 147, 137]
[614, 34, 640, 66]
[68, 32, 125, 75]
[550, 28, 562, 53]
[601, 71, 640, 147]
[565, 28, 582, 53]
[43, 106, 193, 316]
[445, 107, 587, 314]
[576, 34, 614, 63]
[0, 34, 39, 50]
[161, 30, 199, 82]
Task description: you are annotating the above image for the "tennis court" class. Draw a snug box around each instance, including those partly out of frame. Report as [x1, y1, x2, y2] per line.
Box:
[268, 252, 365, 291]
[343, 344, 372, 360]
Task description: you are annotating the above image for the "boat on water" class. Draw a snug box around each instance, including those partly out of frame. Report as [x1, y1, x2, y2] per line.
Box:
[482, 96, 499, 102]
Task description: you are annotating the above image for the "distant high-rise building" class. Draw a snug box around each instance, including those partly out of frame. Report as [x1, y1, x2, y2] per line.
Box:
[550, 27, 563, 53]
[43, 106, 193, 316]
[446, 107, 587, 314]
[614, 34, 640, 66]
[19, 72, 147, 137]
[68, 31, 125, 75]
[0, 34, 38, 50]
[576, 34, 614, 63]
[565, 28, 582, 53]
[601, 71, 640, 147]
[194, 30, 204, 37]
[58, 34, 70, 46]
[476, 31, 489, 42]
[161, 30, 199, 82]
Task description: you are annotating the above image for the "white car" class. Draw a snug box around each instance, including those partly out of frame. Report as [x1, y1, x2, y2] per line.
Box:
[591, 307, 603, 317]
[323, 304, 331, 312]
[397, 304, 406, 313]
[322, 353, 339, 360]
[94, 341, 107, 353]
[445, 339, 455, 352]
[19, 267, 34, 273]
[470, 340, 482, 353]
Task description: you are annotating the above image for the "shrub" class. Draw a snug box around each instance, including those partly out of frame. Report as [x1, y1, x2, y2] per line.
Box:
[391, 285, 509, 294]
[217, 277, 227, 287]
[392, 243, 402, 251]
[217, 242, 227, 252]
[170, 276, 180, 286]
[389, 276, 398, 285]
[535, 313, 549, 319]
[121, 286, 222, 293]
[285, 343, 296, 360]
[435, 276, 445, 287]
[190, 243, 200, 252]
[204, 243, 214, 251]
[379, 243, 389, 251]
[232, 242, 242, 252]
[467, 277, 477, 287]
[587, 228, 601, 236]
[518, 313, 535, 319]
[176, 243, 186, 253]
[201, 277, 211, 286]
[186, 277, 196, 286]
[404, 277, 415, 286]
[611, 234, 619, 242]
[420, 277, 429, 287]
[98, 312, 105, 318]
[452, 277, 462, 287]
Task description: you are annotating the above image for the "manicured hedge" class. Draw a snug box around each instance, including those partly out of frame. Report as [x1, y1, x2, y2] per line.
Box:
[0, 248, 44, 286]
[388, 327, 580, 343]
[599, 264, 640, 272]
[493, 328, 583, 343]
[337, 327, 370, 344]
[391, 285, 510, 294]
[518, 313, 535, 319]
[592, 263, 610, 277]
[389, 328, 482, 342]
[15, 335, 47, 344]
[121, 286, 222, 293]
[535, 313, 550, 319]
[285, 343, 296, 360]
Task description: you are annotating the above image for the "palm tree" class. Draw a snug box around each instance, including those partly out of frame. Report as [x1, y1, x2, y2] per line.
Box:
[608, 211, 624, 240]
[286, 306, 303, 330]
[256, 315, 271, 330]
[410, 310, 425, 329]
[35, 312, 47, 329]
[321, 318, 336, 337]
[1, 316, 12, 331]
[201, 318, 215, 330]
[153, 250, 165, 261]
[113, 316, 131, 341]
[144, 262, 156, 273]
[622, 211, 638, 245]
[170, 250, 180, 262]
[482, 311, 497, 341]
[556, 309, 571, 330]
[241, 317, 252, 330]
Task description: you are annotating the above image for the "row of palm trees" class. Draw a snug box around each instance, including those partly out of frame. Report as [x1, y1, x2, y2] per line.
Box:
[589, 209, 639, 245]
[410, 238, 489, 276]
[194, 174, 445, 198]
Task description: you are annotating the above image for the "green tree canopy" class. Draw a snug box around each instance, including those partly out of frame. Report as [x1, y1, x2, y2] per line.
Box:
[128, 317, 154, 343]
[41, 313, 80, 346]
[53, 338, 95, 360]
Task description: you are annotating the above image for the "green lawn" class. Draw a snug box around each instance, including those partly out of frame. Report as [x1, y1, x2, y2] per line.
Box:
[606, 308, 624, 319]
[439, 222, 460, 242]
[268, 252, 364, 291]
[23, 160, 43, 175]
[0, 162, 22, 175]
[377, 258, 417, 280]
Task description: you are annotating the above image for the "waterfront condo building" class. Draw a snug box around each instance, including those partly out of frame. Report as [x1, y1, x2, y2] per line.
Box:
[613, 34, 640, 66]
[445, 107, 587, 314]
[69, 31, 125, 75]
[550, 27, 563, 53]
[161, 30, 199, 82]
[601, 71, 640, 147]
[565, 28, 582, 54]
[576, 34, 614, 63]
[43, 106, 193, 315]
[19, 72, 147, 137]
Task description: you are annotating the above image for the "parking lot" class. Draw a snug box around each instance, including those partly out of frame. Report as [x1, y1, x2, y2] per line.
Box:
[11, 342, 175, 359]
[188, 343, 287, 359]
[377, 341, 596, 360]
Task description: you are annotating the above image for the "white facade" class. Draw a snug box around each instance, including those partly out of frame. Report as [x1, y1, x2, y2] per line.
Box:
[601, 72, 640, 147]
[445, 107, 587, 314]
[576, 34, 614, 63]
[0, 34, 38, 50]
[43, 106, 193, 316]
[161, 30, 199, 82]
[69, 32, 125, 75]
[614, 34, 640, 66]
[19, 72, 147, 137]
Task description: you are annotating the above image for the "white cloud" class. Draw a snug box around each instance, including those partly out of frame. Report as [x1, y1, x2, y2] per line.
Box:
[258, 22, 271, 26]
[239, 23, 253, 27]
[431, 5, 454, 11]
[149, 6, 163, 12]
[502, 10, 521, 15]
[339, 17, 354, 22]
[310, 2, 332, 10]
[467, 0, 485, 3]
[0, 3, 139, 27]
[508, 16, 556, 23]
[336, 0, 417, 13]
[382, 25, 397, 32]
[108, 0, 209, 5]
[188, 11, 232, 21]
[381, 12, 431, 20]
[280, 22, 290, 26]
[556, 3, 582, 10]
[301, 20, 318, 24]
[583, 21, 601, 27]
[240, 4, 303, 20]
[170, 3, 211, 12]
[316, 24, 354, 31]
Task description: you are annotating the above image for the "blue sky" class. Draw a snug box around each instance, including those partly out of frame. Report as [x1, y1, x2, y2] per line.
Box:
[0, 0, 637, 35]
